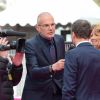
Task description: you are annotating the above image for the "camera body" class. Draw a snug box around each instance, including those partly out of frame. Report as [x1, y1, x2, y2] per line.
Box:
[0, 30, 26, 52]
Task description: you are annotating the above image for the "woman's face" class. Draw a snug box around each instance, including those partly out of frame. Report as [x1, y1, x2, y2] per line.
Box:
[90, 25, 100, 49]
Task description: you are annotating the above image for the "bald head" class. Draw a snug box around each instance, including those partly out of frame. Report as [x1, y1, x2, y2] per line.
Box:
[36, 12, 56, 40]
[37, 12, 54, 25]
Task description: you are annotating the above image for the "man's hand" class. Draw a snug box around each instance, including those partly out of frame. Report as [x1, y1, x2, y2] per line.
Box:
[52, 59, 65, 72]
[11, 52, 24, 67]
[0, 37, 8, 58]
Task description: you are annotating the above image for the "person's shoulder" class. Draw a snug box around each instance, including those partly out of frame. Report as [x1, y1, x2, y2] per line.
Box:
[25, 35, 38, 50]
[55, 34, 64, 40]
[55, 34, 63, 38]
[65, 47, 79, 58]
[26, 34, 38, 44]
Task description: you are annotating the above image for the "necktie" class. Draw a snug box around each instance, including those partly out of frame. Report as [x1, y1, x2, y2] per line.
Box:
[49, 40, 56, 63]
[49, 40, 57, 94]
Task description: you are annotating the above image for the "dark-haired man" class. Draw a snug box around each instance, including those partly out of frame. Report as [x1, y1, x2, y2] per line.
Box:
[62, 19, 100, 100]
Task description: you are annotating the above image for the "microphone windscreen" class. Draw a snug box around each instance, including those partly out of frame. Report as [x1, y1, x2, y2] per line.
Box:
[0, 30, 26, 37]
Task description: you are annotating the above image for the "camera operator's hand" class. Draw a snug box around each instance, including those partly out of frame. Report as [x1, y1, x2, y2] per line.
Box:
[0, 37, 8, 58]
[10, 52, 24, 67]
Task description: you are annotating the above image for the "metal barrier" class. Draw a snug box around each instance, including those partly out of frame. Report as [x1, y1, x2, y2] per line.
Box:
[65, 42, 75, 51]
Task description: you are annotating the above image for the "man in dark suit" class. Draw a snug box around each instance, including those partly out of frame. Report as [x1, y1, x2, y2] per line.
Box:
[62, 19, 100, 100]
[22, 12, 65, 100]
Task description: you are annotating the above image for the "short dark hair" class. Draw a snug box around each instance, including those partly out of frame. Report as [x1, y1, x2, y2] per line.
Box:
[72, 19, 92, 39]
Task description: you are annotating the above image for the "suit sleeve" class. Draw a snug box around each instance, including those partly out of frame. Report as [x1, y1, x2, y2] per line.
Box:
[62, 51, 78, 100]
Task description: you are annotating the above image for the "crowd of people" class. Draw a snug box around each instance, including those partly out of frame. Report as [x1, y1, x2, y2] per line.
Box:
[0, 12, 100, 100]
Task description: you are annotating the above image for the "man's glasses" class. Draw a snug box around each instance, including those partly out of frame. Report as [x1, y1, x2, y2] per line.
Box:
[38, 23, 55, 29]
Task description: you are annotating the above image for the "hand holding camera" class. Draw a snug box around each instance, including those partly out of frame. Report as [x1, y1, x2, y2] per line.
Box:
[0, 37, 9, 58]
[0, 30, 26, 52]
[11, 52, 24, 67]
[0, 30, 26, 67]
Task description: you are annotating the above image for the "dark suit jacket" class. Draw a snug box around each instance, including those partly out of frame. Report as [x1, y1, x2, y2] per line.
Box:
[22, 34, 65, 100]
[62, 42, 100, 100]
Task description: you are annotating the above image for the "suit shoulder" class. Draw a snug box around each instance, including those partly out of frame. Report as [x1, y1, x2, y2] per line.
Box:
[55, 34, 63, 38]
[26, 35, 38, 45]
[55, 34, 64, 41]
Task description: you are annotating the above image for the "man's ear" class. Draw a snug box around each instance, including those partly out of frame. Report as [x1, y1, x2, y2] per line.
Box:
[35, 24, 39, 32]
[71, 32, 76, 43]
[71, 32, 75, 39]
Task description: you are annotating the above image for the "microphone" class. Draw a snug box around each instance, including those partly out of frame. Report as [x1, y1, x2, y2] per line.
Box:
[0, 30, 26, 37]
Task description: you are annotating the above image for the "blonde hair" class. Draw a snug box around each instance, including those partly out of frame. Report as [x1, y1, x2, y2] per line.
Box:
[92, 24, 100, 29]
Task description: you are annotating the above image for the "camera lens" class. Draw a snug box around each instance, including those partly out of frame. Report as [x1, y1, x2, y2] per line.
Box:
[10, 41, 16, 49]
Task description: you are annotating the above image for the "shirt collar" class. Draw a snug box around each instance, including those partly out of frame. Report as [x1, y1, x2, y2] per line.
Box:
[76, 41, 90, 47]
[39, 34, 54, 46]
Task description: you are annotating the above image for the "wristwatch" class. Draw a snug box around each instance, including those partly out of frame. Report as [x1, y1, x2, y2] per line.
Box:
[49, 65, 54, 74]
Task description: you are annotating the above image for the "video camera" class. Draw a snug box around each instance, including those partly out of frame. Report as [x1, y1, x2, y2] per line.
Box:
[0, 30, 26, 52]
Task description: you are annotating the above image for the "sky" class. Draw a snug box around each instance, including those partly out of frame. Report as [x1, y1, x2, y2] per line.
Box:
[0, 0, 100, 25]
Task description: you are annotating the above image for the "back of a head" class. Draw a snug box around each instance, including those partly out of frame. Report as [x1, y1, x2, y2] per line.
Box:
[72, 19, 92, 39]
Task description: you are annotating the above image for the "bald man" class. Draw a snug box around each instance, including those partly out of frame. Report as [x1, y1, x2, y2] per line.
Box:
[22, 12, 65, 100]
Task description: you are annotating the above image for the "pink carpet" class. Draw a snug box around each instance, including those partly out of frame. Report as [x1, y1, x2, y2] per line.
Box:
[14, 98, 21, 100]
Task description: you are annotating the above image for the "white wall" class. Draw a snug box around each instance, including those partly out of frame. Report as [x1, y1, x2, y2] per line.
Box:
[0, 0, 100, 25]
[14, 55, 26, 98]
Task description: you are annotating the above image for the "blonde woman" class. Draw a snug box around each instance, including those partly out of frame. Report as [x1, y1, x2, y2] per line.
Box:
[91, 24, 100, 49]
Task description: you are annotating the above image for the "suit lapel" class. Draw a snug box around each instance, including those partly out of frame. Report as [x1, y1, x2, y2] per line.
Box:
[37, 35, 52, 63]
[42, 46, 52, 63]
[54, 36, 60, 60]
